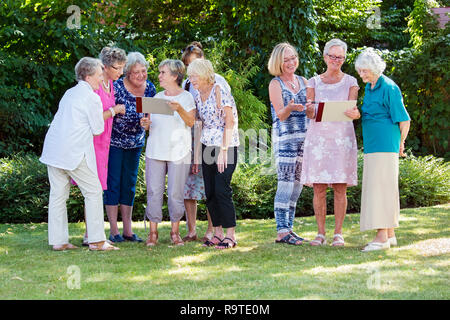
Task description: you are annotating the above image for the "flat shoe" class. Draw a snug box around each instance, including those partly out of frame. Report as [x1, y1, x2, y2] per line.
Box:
[202, 236, 223, 247]
[361, 241, 390, 252]
[123, 234, 143, 242]
[182, 234, 198, 242]
[332, 234, 345, 247]
[52, 243, 78, 251]
[170, 231, 184, 246]
[146, 231, 158, 247]
[89, 241, 119, 251]
[109, 234, 125, 243]
[215, 237, 237, 249]
[310, 234, 327, 246]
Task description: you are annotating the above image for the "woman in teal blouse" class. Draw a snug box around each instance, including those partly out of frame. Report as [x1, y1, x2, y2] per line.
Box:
[355, 48, 410, 252]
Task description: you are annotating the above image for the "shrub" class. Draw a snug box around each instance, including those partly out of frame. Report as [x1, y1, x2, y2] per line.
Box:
[2, 151, 447, 223]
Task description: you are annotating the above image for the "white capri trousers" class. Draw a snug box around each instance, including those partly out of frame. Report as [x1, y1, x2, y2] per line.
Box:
[145, 152, 191, 223]
[47, 158, 106, 245]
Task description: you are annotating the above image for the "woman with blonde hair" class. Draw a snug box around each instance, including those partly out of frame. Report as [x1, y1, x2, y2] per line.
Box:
[187, 58, 240, 249]
[268, 42, 310, 245]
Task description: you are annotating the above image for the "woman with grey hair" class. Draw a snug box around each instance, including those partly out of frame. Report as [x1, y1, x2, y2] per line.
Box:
[103, 51, 156, 244]
[355, 48, 410, 252]
[301, 38, 361, 247]
[40, 57, 118, 251]
[141, 59, 196, 246]
[76, 47, 127, 246]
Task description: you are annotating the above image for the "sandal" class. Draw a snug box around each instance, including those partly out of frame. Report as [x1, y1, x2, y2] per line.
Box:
[215, 237, 237, 249]
[310, 234, 327, 246]
[290, 231, 308, 243]
[275, 233, 304, 245]
[332, 234, 345, 247]
[89, 241, 119, 251]
[170, 231, 184, 246]
[52, 243, 78, 251]
[202, 236, 223, 247]
[145, 231, 158, 247]
[182, 234, 198, 242]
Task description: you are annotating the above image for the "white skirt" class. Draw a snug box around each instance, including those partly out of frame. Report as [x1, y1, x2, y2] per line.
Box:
[360, 152, 400, 232]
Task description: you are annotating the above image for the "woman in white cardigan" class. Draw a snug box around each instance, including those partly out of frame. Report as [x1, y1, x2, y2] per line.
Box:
[40, 57, 119, 251]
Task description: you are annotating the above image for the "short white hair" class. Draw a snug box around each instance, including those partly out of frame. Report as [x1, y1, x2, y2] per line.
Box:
[354, 48, 386, 76]
[323, 38, 347, 56]
[74, 57, 103, 82]
[187, 59, 215, 84]
[124, 52, 149, 77]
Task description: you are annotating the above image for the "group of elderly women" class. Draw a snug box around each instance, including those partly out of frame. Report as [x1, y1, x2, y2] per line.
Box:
[40, 37, 409, 253]
[269, 39, 410, 252]
[40, 42, 239, 251]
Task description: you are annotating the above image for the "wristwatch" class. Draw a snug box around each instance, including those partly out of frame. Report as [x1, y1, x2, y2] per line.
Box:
[221, 146, 228, 151]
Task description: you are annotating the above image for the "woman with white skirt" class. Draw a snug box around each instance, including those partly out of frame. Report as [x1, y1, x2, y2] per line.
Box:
[355, 48, 411, 252]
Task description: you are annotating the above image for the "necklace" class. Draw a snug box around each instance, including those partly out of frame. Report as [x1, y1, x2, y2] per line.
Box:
[286, 80, 297, 89]
[102, 80, 110, 91]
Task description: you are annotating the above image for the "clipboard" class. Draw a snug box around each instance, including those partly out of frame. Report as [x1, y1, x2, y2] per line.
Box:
[136, 97, 174, 115]
[315, 100, 357, 122]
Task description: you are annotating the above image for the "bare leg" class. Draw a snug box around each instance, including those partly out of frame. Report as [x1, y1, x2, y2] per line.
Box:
[120, 204, 133, 237]
[373, 229, 388, 243]
[184, 199, 197, 237]
[313, 184, 328, 235]
[105, 204, 119, 236]
[332, 183, 347, 235]
[387, 228, 395, 238]
[204, 209, 214, 240]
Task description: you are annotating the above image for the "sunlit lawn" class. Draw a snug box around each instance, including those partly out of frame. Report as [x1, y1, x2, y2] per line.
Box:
[0, 204, 449, 300]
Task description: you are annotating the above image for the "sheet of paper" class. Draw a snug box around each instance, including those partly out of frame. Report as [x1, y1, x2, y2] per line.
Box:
[316, 100, 357, 122]
[136, 97, 174, 115]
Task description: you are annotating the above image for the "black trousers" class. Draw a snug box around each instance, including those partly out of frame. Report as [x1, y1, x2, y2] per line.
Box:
[201, 144, 238, 228]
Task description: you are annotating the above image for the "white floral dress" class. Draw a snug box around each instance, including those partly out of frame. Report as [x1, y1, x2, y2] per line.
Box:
[300, 74, 359, 187]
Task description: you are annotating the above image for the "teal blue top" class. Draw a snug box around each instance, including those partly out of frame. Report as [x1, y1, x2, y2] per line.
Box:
[361, 75, 410, 154]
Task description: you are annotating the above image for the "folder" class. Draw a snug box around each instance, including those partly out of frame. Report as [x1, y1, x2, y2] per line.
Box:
[315, 100, 357, 122]
[135, 97, 174, 115]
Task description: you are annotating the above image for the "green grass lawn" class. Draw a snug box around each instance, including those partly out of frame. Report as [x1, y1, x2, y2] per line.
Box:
[0, 204, 449, 300]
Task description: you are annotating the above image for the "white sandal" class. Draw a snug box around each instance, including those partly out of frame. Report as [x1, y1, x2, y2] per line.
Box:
[332, 234, 345, 247]
[89, 241, 120, 251]
[310, 234, 326, 246]
[388, 236, 397, 246]
[361, 241, 390, 252]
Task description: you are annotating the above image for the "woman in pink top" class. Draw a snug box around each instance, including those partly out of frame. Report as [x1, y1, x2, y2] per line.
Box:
[81, 47, 127, 245]
[301, 39, 361, 247]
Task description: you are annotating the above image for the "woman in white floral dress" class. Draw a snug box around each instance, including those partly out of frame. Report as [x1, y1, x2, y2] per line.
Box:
[301, 39, 361, 247]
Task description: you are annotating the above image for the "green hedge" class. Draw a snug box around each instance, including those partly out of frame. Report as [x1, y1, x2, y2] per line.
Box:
[1, 152, 448, 223]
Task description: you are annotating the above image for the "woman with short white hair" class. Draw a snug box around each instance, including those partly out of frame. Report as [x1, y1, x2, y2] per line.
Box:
[141, 59, 195, 246]
[187, 58, 240, 249]
[40, 57, 118, 251]
[355, 48, 410, 252]
[301, 38, 361, 247]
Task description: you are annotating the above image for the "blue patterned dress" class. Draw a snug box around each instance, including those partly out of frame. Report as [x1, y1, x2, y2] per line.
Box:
[271, 75, 308, 233]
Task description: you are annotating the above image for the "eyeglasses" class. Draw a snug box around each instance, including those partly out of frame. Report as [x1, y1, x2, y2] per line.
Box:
[327, 54, 346, 61]
[110, 65, 124, 71]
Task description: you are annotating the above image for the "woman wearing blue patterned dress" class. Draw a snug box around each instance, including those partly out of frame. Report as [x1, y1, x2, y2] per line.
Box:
[268, 43, 311, 245]
[103, 52, 156, 243]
